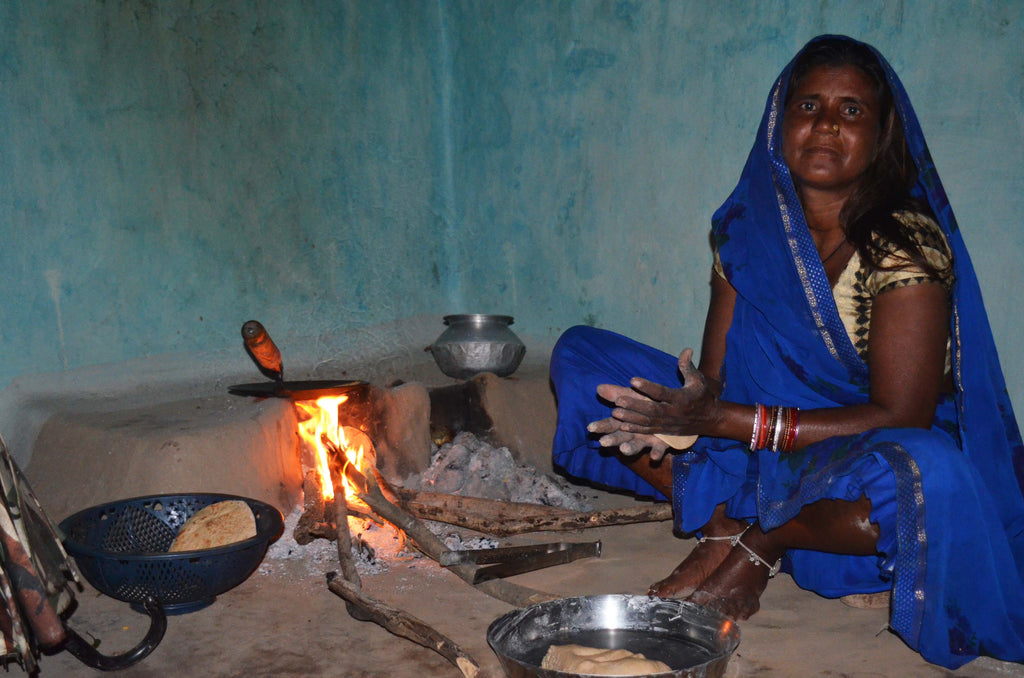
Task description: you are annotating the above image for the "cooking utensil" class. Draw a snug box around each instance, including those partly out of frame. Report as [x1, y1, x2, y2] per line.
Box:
[59, 493, 284, 615]
[241, 320, 283, 382]
[440, 540, 601, 583]
[487, 594, 740, 678]
[228, 379, 368, 400]
[429, 314, 526, 379]
[230, 320, 367, 400]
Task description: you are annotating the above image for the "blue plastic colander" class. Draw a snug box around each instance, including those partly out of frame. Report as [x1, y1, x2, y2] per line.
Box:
[59, 493, 284, 614]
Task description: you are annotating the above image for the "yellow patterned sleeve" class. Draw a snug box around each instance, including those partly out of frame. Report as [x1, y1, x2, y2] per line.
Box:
[865, 211, 954, 296]
[713, 246, 726, 280]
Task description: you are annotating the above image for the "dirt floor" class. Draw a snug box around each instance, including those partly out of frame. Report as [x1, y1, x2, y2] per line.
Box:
[15, 488, 1024, 678]
[8, 351, 1024, 677]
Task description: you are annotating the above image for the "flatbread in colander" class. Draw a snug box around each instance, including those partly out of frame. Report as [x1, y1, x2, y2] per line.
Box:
[540, 644, 671, 675]
[169, 500, 256, 552]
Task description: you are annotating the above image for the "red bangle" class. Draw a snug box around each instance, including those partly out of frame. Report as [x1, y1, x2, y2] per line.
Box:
[782, 407, 800, 453]
[754, 405, 765, 450]
[757, 404, 769, 449]
[759, 405, 774, 450]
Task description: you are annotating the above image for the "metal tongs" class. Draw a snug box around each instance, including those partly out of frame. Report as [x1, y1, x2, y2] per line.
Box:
[440, 540, 602, 584]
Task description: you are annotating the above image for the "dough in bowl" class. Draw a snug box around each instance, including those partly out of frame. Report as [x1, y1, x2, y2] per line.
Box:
[541, 643, 671, 676]
[169, 500, 257, 552]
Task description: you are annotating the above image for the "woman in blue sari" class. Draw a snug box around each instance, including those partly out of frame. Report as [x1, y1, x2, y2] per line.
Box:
[550, 35, 1024, 669]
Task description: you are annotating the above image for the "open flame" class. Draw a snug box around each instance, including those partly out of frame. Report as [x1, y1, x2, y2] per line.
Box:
[295, 394, 367, 503]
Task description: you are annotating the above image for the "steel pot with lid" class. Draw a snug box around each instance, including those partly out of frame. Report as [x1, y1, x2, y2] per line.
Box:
[429, 314, 526, 379]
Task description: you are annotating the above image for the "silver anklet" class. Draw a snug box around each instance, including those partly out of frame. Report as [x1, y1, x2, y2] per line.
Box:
[697, 524, 782, 577]
[735, 535, 781, 577]
[697, 523, 751, 548]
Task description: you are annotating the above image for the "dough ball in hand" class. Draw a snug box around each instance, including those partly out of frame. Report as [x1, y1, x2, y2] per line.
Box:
[654, 433, 698, 450]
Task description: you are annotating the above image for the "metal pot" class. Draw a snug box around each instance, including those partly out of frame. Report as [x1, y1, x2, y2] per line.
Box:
[486, 594, 739, 678]
[429, 314, 526, 379]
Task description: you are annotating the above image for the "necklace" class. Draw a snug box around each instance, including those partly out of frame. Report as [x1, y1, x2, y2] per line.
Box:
[820, 239, 847, 264]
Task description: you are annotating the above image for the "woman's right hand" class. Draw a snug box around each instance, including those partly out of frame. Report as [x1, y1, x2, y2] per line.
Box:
[587, 348, 723, 460]
[586, 387, 674, 459]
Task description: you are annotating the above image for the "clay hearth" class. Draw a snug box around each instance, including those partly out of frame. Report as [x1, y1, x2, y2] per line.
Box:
[23, 361, 557, 526]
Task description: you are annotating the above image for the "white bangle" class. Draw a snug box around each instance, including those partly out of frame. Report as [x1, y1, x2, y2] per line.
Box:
[771, 405, 784, 452]
[749, 404, 762, 450]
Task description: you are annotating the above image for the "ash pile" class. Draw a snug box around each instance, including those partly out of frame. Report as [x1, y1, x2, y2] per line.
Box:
[404, 432, 592, 512]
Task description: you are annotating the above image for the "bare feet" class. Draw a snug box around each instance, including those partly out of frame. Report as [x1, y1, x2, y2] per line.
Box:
[684, 527, 780, 621]
[648, 538, 733, 598]
[648, 517, 749, 598]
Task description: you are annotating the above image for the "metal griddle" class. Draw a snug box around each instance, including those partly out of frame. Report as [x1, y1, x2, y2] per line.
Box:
[229, 320, 367, 400]
[228, 379, 367, 400]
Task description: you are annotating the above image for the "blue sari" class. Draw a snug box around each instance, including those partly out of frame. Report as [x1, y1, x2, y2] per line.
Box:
[550, 36, 1024, 669]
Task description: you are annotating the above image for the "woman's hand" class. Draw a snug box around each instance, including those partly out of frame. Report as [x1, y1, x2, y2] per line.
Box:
[587, 348, 723, 460]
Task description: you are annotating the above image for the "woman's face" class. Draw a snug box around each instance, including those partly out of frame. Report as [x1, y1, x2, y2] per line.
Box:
[781, 64, 882, 200]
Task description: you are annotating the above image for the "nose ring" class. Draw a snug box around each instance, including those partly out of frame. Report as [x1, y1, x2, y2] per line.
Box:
[832, 123, 840, 133]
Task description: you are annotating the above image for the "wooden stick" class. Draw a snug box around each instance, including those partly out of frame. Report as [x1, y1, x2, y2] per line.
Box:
[329, 460, 363, 590]
[324, 437, 484, 677]
[341, 501, 384, 525]
[343, 461, 557, 608]
[327, 575, 483, 678]
[294, 500, 384, 543]
[397, 490, 575, 517]
[395, 489, 673, 536]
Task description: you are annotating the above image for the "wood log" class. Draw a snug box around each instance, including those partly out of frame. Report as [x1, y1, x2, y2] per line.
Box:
[397, 490, 576, 517]
[293, 502, 383, 545]
[330, 459, 363, 589]
[394, 489, 673, 536]
[343, 461, 557, 608]
[327, 575, 484, 678]
[294, 471, 326, 545]
[294, 520, 334, 543]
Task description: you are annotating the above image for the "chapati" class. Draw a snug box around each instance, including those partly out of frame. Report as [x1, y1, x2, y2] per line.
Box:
[169, 500, 257, 552]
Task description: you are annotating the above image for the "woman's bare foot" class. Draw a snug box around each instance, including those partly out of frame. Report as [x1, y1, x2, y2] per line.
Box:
[685, 526, 780, 620]
[648, 517, 749, 598]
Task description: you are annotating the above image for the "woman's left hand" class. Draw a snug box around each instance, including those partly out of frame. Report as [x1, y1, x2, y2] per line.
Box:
[587, 348, 722, 460]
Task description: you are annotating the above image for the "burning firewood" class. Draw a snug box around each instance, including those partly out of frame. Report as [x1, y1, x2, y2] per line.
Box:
[329, 462, 365, 614]
[325, 437, 555, 608]
[394, 489, 673, 536]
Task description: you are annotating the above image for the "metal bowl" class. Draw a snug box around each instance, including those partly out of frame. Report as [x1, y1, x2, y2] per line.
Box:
[487, 594, 739, 678]
[430, 314, 526, 379]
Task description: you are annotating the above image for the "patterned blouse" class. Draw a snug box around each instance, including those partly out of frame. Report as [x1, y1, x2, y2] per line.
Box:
[715, 210, 954, 368]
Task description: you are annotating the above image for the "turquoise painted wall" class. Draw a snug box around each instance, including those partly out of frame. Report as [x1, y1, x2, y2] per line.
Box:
[2, 2, 1023, 422]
